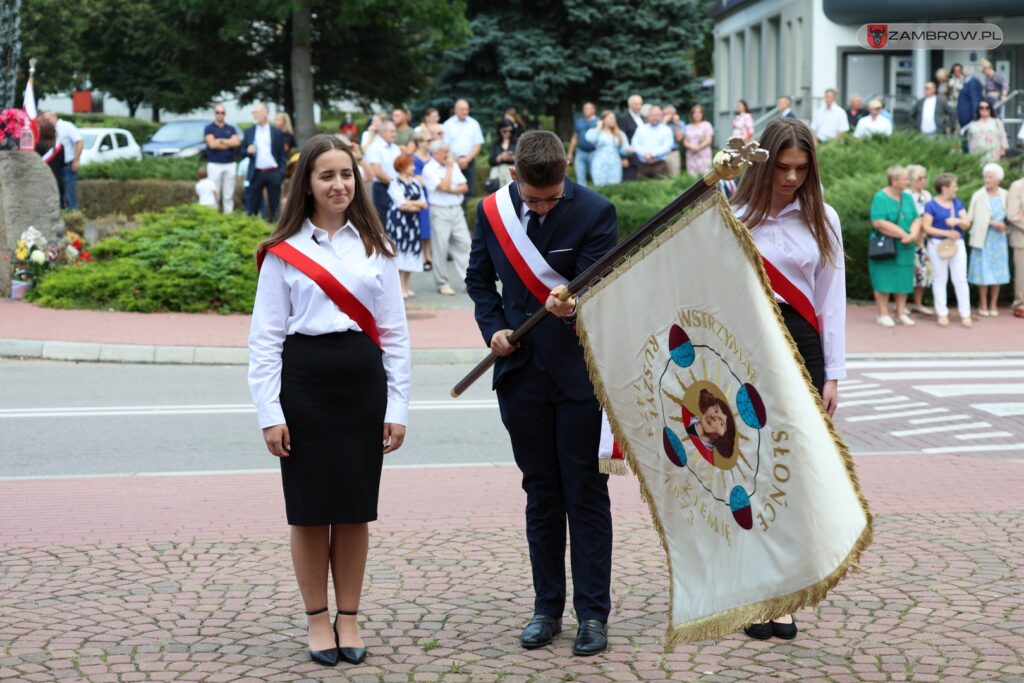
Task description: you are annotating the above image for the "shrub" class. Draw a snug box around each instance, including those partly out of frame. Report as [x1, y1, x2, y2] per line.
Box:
[77, 179, 197, 217]
[79, 156, 202, 181]
[62, 113, 160, 145]
[30, 205, 271, 313]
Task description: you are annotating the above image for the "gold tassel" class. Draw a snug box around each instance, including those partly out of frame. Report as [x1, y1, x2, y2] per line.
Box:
[599, 458, 629, 476]
[577, 193, 875, 648]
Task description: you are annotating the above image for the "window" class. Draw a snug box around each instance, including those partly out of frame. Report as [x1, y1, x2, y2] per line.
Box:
[115, 132, 130, 148]
[100, 134, 113, 151]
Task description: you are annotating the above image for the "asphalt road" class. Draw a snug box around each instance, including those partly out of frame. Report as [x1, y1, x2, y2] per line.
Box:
[0, 359, 512, 478]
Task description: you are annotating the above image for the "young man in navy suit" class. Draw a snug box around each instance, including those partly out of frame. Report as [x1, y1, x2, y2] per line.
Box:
[466, 131, 618, 656]
[242, 103, 287, 221]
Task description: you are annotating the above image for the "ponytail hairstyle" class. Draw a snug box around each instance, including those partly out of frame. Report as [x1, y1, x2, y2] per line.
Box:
[257, 134, 394, 260]
[730, 118, 839, 266]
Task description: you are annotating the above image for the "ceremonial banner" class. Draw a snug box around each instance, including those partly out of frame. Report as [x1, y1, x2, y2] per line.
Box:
[577, 194, 872, 645]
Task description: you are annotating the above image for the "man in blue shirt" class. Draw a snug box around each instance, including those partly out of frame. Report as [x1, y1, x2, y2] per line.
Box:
[204, 104, 241, 213]
[629, 106, 674, 180]
[567, 102, 598, 187]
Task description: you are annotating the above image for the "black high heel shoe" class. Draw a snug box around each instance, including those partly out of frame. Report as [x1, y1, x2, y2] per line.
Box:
[305, 607, 339, 666]
[334, 610, 368, 665]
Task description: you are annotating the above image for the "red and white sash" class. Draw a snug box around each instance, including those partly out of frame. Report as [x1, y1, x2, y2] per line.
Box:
[761, 256, 820, 335]
[483, 183, 623, 473]
[41, 143, 62, 165]
[257, 233, 382, 349]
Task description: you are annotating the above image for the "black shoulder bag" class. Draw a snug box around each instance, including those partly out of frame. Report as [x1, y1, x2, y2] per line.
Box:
[867, 193, 903, 260]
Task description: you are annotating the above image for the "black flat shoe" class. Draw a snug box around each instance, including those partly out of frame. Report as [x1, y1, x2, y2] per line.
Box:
[520, 614, 562, 649]
[335, 610, 368, 665]
[771, 617, 798, 640]
[306, 607, 339, 666]
[572, 619, 608, 656]
[743, 622, 773, 640]
[423, 259, 432, 271]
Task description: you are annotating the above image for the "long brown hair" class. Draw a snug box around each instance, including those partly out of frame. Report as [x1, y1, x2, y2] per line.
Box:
[257, 134, 393, 259]
[730, 118, 839, 266]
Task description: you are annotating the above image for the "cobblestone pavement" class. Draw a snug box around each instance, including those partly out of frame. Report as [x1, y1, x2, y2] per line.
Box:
[2, 460, 1024, 682]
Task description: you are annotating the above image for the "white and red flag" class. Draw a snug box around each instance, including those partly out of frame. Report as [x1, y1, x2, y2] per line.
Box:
[22, 75, 38, 147]
[576, 194, 871, 644]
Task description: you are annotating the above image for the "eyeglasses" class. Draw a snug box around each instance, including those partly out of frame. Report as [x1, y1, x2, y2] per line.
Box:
[521, 193, 565, 206]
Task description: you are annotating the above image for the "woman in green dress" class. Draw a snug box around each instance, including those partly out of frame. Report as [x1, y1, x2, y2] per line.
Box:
[869, 165, 921, 327]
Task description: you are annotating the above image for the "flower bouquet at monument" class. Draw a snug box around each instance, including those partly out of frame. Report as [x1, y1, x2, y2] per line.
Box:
[11, 226, 91, 298]
[0, 109, 26, 150]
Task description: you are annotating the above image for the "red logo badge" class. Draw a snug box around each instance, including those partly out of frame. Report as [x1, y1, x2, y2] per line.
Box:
[867, 24, 888, 49]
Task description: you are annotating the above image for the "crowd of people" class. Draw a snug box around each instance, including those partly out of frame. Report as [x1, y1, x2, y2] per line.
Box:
[868, 162, 1024, 324]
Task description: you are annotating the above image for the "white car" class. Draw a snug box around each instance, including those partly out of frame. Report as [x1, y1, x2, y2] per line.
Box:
[78, 127, 143, 165]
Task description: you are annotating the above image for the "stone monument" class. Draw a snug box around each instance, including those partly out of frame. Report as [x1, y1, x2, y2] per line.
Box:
[0, 150, 64, 297]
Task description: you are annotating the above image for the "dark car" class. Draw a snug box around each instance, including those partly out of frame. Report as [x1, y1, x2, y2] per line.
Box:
[142, 119, 209, 158]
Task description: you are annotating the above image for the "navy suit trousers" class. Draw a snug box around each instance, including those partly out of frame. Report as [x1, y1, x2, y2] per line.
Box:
[496, 360, 612, 622]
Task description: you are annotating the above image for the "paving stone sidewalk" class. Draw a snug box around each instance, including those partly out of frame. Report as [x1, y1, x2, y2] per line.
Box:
[2, 457, 1023, 682]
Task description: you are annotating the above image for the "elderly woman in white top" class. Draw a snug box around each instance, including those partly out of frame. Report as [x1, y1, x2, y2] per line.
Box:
[967, 163, 1010, 316]
[853, 99, 893, 138]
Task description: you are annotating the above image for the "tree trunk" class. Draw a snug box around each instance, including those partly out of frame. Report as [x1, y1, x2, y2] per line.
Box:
[554, 96, 575, 144]
[127, 100, 138, 118]
[151, 105, 160, 123]
[290, 0, 315, 144]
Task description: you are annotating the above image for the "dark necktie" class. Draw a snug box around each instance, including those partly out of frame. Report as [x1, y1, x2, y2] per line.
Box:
[526, 210, 542, 245]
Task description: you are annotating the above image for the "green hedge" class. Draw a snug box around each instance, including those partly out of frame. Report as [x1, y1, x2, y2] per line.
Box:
[78, 179, 197, 217]
[62, 114, 160, 145]
[79, 156, 202, 181]
[31, 206, 271, 313]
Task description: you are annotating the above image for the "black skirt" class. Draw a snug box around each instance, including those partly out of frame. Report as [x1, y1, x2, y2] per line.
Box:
[279, 331, 387, 525]
[779, 303, 825, 396]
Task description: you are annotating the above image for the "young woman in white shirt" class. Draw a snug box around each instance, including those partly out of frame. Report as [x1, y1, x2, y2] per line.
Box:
[248, 134, 411, 667]
[731, 118, 846, 641]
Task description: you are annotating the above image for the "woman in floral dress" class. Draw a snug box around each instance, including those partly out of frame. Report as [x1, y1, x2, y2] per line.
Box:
[967, 101, 1007, 163]
[386, 154, 426, 298]
[684, 105, 714, 175]
[967, 163, 1010, 316]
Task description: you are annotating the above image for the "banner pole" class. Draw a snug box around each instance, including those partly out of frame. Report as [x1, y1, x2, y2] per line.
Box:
[451, 138, 769, 398]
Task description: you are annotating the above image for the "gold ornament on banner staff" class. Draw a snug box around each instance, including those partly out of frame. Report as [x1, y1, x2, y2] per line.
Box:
[703, 136, 770, 186]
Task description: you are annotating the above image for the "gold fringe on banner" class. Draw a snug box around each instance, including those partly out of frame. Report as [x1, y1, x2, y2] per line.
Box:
[598, 457, 629, 476]
[576, 192, 873, 648]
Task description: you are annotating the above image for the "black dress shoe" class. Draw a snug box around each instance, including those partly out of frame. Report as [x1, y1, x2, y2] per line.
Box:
[335, 610, 368, 664]
[771, 617, 798, 640]
[572, 619, 608, 656]
[520, 614, 562, 649]
[743, 622, 773, 640]
[305, 607, 339, 666]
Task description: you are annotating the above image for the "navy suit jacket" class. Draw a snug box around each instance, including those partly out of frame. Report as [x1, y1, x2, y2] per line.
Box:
[242, 125, 287, 180]
[465, 179, 618, 401]
[957, 77, 983, 128]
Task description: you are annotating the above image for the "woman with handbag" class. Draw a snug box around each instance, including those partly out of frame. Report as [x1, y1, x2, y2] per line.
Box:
[869, 166, 920, 327]
[967, 163, 1010, 316]
[248, 134, 411, 667]
[731, 118, 846, 641]
[923, 173, 973, 327]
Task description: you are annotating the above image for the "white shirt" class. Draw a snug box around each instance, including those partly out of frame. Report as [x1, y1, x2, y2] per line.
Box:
[248, 219, 411, 428]
[630, 123, 675, 161]
[810, 104, 849, 141]
[254, 124, 275, 169]
[55, 119, 81, 163]
[387, 177, 423, 208]
[365, 139, 401, 183]
[738, 201, 847, 381]
[442, 115, 484, 157]
[195, 178, 218, 207]
[422, 159, 467, 206]
[629, 110, 644, 129]
[920, 96, 938, 134]
[853, 114, 893, 138]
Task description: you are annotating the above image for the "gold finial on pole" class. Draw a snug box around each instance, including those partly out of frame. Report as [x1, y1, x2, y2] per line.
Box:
[703, 136, 770, 186]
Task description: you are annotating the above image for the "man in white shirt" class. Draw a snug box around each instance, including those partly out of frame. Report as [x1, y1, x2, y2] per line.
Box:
[810, 89, 849, 142]
[40, 111, 83, 209]
[911, 81, 951, 138]
[853, 99, 893, 138]
[241, 103, 286, 220]
[365, 121, 401, 226]
[422, 140, 471, 295]
[442, 99, 484, 198]
[629, 106, 674, 179]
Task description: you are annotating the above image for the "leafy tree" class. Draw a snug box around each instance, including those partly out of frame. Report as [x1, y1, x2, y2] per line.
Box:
[430, 0, 712, 139]
[15, 0, 87, 101]
[206, 0, 469, 143]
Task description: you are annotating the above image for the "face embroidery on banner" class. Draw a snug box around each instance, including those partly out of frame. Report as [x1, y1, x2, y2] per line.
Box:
[636, 309, 791, 541]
